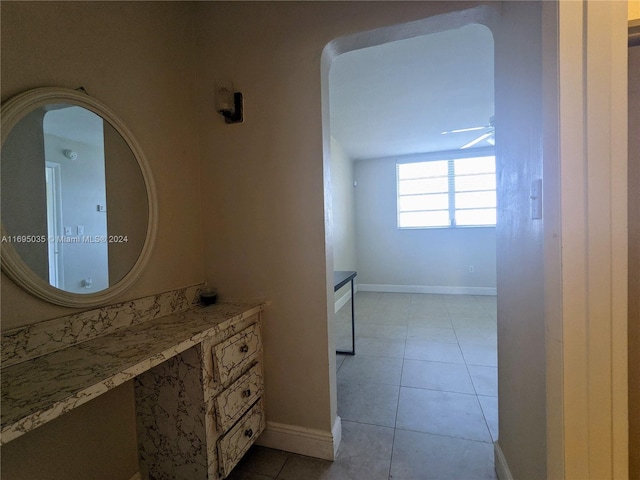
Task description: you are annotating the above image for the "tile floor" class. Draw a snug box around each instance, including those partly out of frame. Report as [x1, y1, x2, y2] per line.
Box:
[228, 292, 498, 480]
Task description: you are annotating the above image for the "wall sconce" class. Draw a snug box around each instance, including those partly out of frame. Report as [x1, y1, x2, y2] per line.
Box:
[215, 80, 243, 124]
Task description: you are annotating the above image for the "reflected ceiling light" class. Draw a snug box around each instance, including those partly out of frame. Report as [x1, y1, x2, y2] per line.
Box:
[215, 80, 243, 124]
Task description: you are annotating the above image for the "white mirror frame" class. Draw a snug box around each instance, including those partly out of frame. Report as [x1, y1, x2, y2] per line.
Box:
[1, 87, 157, 307]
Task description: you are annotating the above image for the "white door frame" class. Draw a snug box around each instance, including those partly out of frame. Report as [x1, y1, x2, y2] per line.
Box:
[543, 1, 628, 478]
[45, 161, 64, 288]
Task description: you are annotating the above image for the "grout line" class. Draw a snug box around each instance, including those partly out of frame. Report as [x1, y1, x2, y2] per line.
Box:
[387, 421, 397, 480]
[398, 384, 480, 398]
[387, 353, 405, 479]
[335, 293, 498, 479]
[340, 417, 397, 430]
[273, 452, 290, 480]
[451, 308, 497, 445]
[393, 425, 495, 445]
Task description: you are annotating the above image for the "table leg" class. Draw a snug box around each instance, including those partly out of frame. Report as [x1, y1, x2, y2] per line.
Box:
[336, 278, 355, 355]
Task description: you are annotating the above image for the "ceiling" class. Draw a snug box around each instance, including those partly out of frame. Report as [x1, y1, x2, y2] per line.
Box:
[329, 23, 494, 161]
[44, 105, 104, 147]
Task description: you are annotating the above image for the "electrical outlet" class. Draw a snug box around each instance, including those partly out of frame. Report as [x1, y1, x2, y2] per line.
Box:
[468, 266, 474, 273]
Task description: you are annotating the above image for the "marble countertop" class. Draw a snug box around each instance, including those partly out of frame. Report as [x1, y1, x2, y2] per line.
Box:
[0, 301, 265, 445]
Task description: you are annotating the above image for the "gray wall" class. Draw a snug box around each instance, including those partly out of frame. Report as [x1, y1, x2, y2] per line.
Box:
[330, 137, 357, 275]
[354, 154, 496, 292]
[494, 2, 546, 478]
[194, 0, 494, 440]
[1, 1, 203, 330]
[104, 121, 148, 286]
[1, 108, 49, 280]
[43, 131, 109, 292]
[1, 2, 202, 478]
[331, 137, 357, 302]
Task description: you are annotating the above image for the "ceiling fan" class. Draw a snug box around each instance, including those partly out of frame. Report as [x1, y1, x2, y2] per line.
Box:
[441, 115, 495, 149]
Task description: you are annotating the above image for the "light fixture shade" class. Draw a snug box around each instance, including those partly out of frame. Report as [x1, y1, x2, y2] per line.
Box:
[215, 80, 243, 124]
[63, 149, 78, 160]
[215, 80, 235, 116]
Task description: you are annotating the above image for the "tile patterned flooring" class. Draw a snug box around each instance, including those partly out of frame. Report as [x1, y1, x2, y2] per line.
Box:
[228, 292, 498, 480]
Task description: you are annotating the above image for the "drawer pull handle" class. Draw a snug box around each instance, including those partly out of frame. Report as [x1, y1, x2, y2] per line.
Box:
[244, 428, 253, 438]
[242, 389, 251, 398]
[239, 344, 249, 353]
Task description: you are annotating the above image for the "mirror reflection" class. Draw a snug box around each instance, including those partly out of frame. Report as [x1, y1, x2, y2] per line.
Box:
[1, 102, 148, 294]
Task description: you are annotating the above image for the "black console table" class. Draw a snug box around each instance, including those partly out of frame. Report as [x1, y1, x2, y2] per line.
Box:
[334, 270, 357, 355]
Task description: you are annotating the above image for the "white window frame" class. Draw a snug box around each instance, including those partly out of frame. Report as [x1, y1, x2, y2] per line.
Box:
[396, 147, 496, 229]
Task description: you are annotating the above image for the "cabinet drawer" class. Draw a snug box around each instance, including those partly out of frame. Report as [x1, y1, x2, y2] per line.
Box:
[214, 363, 263, 432]
[217, 399, 265, 478]
[213, 323, 261, 386]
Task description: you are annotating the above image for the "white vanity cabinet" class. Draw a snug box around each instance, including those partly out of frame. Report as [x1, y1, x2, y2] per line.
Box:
[1, 293, 267, 480]
[135, 314, 265, 480]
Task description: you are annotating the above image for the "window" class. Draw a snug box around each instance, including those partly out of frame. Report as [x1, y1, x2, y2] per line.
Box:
[397, 152, 496, 228]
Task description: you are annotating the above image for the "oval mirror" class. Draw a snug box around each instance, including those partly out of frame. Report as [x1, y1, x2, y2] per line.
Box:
[1, 87, 157, 307]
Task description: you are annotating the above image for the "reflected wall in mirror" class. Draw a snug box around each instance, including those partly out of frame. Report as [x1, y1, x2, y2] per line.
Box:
[1, 87, 156, 307]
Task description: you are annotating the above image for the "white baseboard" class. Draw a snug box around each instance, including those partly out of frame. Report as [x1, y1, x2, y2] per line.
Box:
[331, 415, 342, 458]
[494, 442, 514, 480]
[357, 284, 497, 296]
[256, 416, 342, 461]
[131, 419, 341, 476]
[334, 290, 352, 313]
